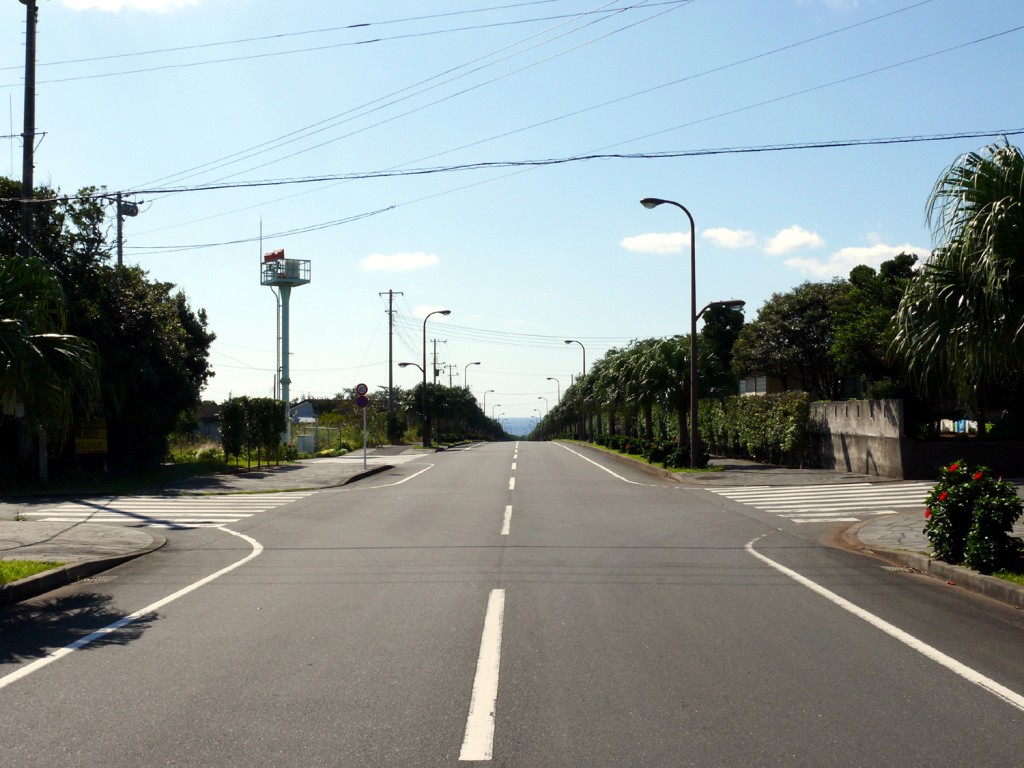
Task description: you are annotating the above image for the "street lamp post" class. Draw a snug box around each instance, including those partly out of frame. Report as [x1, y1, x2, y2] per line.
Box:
[537, 396, 548, 414]
[640, 197, 700, 468]
[482, 390, 495, 416]
[464, 361, 481, 390]
[564, 340, 586, 376]
[422, 309, 451, 448]
[546, 376, 560, 402]
[492, 404, 501, 420]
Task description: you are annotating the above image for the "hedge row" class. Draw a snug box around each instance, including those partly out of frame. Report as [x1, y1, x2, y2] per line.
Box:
[699, 392, 811, 466]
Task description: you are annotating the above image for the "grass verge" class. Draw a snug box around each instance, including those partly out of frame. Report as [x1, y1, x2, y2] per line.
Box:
[0, 560, 64, 585]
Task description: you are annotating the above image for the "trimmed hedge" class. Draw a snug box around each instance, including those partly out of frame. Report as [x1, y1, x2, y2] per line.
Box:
[699, 392, 811, 466]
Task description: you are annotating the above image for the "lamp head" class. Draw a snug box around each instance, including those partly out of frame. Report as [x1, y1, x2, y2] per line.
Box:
[640, 198, 667, 209]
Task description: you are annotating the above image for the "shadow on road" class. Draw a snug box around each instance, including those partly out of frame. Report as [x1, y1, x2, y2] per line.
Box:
[0, 591, 156, 666]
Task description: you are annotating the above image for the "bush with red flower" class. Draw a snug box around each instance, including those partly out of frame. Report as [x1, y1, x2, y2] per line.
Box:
[923, 460, 1023, 573]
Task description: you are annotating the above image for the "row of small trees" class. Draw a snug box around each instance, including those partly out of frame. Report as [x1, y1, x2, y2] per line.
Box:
[219, 397, 287, 468]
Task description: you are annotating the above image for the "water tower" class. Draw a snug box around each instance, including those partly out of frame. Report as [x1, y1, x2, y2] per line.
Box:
[260, 249, 310, 443]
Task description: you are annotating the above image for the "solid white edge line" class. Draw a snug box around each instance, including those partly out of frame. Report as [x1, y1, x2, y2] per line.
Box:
[501, 505, 512, 536]
[555, 442, 647, 485]
[460, 588, 506, 761]
[0, 527, 264, 691]
[745, 534, 1024, 712]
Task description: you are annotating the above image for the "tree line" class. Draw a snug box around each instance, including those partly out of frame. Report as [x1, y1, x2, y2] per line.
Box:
[534, 140, 1024, 458]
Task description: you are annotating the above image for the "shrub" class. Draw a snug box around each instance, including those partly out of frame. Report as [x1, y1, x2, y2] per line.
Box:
[924, 460, 1024, 573]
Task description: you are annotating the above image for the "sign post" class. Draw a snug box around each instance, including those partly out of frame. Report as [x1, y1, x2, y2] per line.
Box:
[355, 383, 369, 469]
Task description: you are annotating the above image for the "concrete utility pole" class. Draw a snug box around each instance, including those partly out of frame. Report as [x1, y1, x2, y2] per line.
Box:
[115, 192, 139, 267]
[379, 290, 403, 418]
[19, 0, 37, 260]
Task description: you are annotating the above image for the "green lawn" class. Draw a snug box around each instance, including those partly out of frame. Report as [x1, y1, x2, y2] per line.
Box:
[0, 560, 64, 585]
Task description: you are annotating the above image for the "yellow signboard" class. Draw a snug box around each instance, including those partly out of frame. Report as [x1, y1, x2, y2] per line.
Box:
[75, 419, 108, 455]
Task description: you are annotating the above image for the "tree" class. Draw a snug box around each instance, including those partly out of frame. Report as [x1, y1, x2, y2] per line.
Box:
[0, 256, 100, 465]
[732, 281, 847, 400]
[892, 140, 1024, 411]
[831, 253, 917, 396]
[1, 177, 216, 471]
[698, 304, 745, 397]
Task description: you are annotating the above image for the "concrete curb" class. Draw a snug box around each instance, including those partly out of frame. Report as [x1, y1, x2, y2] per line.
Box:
[857, 545, 1024, 609]
[0, 532, 167, 608]
[340, 464, 395, 486]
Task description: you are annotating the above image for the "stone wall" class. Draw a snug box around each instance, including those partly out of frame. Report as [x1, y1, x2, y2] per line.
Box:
[807, 399, 905, 478]
[807, 399, 1024, 479]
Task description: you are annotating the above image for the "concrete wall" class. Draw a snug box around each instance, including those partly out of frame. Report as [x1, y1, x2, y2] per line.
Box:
[807, 399, 1024, 479]
[807, 399, 905, 478]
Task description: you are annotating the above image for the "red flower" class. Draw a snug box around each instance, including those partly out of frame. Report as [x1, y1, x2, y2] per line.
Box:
[925, 508, 932, 519]
[939, 491, 948, 501]
[973, 471, 983, 481]
[949, 462, 960, 472]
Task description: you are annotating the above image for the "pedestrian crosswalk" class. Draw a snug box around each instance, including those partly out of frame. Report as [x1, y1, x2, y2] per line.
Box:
[23, 491, 317, 530]
[705, 482, 933, 524]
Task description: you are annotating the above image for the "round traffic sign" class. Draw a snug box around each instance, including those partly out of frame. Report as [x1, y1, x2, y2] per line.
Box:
[356, 395, 369, 408]
[355, 382, 369, 395]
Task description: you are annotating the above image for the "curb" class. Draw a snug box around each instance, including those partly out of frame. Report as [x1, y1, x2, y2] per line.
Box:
[840, 522, 1024, 609]
[340, 464, 395, 486]
[859, 545, 1024, 609]
[0, 532, 167, 608]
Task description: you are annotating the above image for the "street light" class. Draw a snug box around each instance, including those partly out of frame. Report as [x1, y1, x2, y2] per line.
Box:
[464, 361, 481, 390]
[537, 396, 548, 414]
[564, 339, 586, 376]
[482, 389, 495, 416]
[422, 309, 451, 448]
[492, 404, 502, 419]
[697, 299, 745, 320]
[546, 376, 561, 403]
[640, 196, 700, 468]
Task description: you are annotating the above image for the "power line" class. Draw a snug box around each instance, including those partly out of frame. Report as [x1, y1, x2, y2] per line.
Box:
[0, 0, 569, 73]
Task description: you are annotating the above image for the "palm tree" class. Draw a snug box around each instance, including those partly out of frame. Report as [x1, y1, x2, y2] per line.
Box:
[1, 256, 100, 472]
[892, 140, 1024, 410]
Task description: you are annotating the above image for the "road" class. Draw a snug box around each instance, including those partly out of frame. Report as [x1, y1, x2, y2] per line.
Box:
[2, 441, 1023, 767]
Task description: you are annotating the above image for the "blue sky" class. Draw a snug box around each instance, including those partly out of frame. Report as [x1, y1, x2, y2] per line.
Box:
[3, 0, 1022, 433]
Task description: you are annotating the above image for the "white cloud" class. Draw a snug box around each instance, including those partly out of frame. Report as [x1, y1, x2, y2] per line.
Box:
[360, 251, 439, 272]
[764, 225, 825, 255]
[619, 232, 689, 254]
[784, 241, 926, 278]
[702, 227, 756, 249]
[63, 0, 198, 10]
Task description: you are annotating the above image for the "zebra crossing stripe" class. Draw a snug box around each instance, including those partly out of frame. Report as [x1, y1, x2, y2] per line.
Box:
[24, 491, 316, 529]
[707, 482, 931, 523]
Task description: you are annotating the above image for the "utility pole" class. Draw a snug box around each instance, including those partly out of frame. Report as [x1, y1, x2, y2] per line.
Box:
[114, 192, 139, 266]
[431, 338, 446, 384]
[19, 0, 37, 260]
[378, 290, 403, 418]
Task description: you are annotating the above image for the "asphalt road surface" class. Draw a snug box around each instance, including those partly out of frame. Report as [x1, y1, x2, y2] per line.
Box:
[2, 441, 1023, 767]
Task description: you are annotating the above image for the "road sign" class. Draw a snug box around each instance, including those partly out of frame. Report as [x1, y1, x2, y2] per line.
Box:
[356, 395, 369, 408]
[355, 382, 369, 395]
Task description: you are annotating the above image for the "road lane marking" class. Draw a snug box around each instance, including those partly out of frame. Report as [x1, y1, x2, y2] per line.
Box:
[511, 462, 517, 471]
[509, 477, 515, 490]
[460, 589, 506, 761]
[746, 534, 1024, 713]
[0, 527, 263, 691]
[556, 443, 648, 485]
[340, 464, 434, 490]
[501, 505, 512, 536]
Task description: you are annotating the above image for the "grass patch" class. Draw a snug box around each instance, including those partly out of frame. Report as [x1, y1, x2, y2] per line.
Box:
[0, 560, 64, 585]
[994, 570, 1024, 586]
